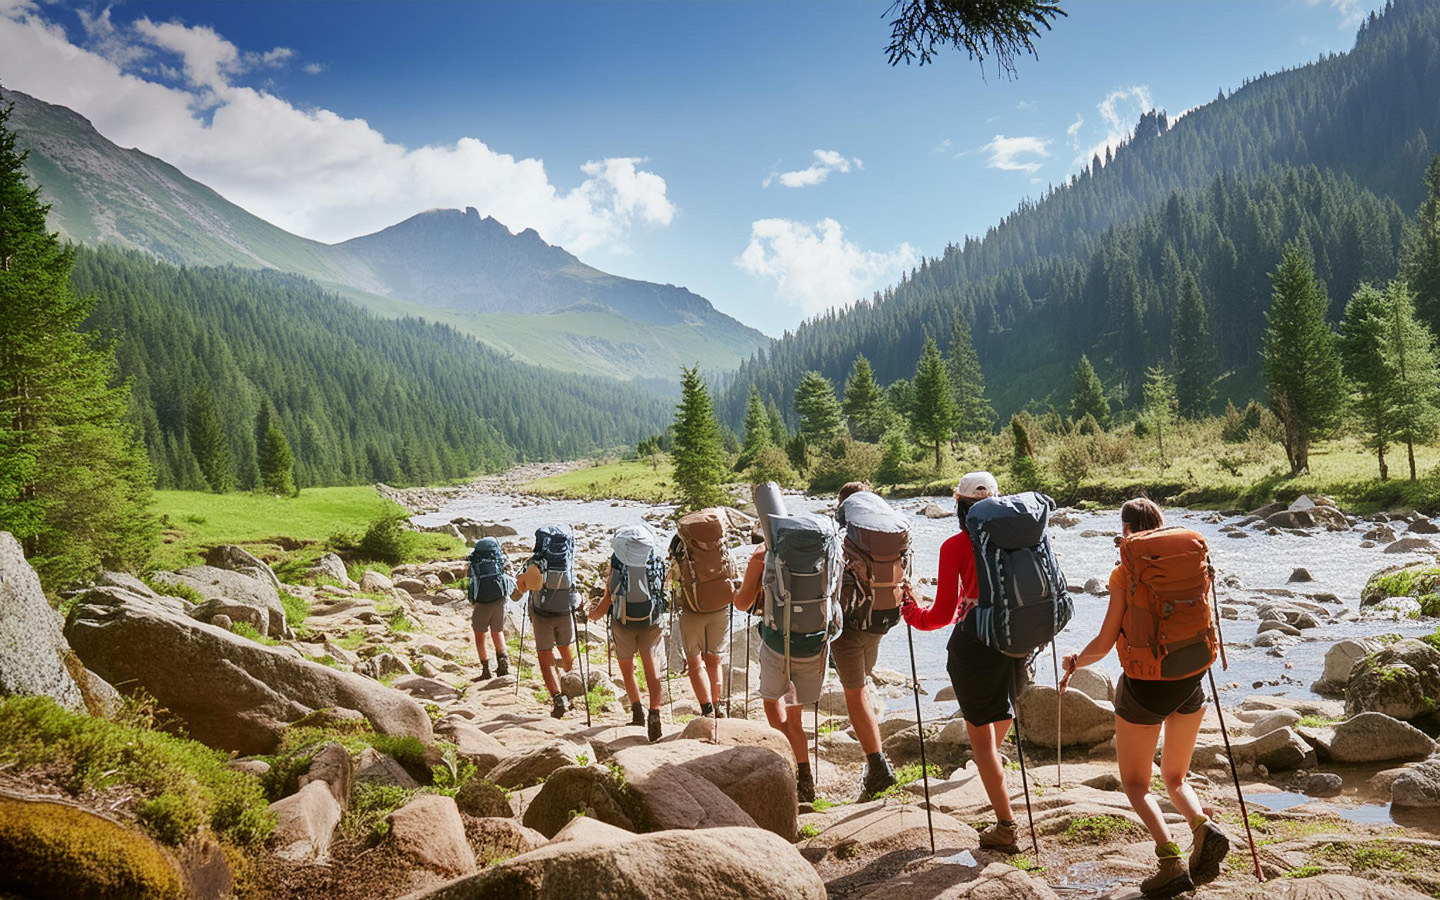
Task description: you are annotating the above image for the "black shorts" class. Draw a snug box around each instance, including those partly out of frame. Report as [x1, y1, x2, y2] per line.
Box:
[946, 626, 1021, 727]
[1114, 674, 1206, 726]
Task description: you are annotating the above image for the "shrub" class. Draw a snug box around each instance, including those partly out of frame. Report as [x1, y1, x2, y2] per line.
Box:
[1010, 454, 1049, 493]
[808, 439, 882, 493]
[745, 445, 800, 488]
[140, 576, 206, 606]
[358, 514, 416, 566]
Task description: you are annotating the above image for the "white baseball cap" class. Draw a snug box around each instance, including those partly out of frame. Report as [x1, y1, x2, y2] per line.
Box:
[955, 471, 999, 501]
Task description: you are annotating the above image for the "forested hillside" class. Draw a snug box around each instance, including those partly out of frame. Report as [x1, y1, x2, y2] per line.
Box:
[72, 248, 671, 490]
[722, 0, 1440, 423]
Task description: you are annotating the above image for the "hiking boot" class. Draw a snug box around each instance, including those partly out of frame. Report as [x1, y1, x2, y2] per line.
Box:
[860, 754, 896, 800]
[796, 764, 816, 804]
[978, 820, 1020, 855]
[551, 694, 570, 719]
[700, 702, 715, 718]
[631, 703, 647, 727]
[647, 708, 663, 743]
[479, 660, 492, 680]
[1141, 844, 1194, 899]
[1188, 818, 1230, 887]
[494, 653, 509, 677]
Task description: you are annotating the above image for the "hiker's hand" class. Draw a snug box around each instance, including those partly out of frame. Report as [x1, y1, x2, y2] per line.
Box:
[1059, 653, 1078, 692]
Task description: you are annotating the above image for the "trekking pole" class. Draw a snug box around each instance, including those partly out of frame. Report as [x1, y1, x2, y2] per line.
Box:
[726, 602, 735, 719]
[905, 621, 936, 854]
[1206, 571, 1263, 882]
[744, 608, 752, 719]
[515, 607, 526, 699]
[1010, 669, 1040, 857]
[1051, 644, 1062, 787]
[572, 608, 591, 728]
[606, 619, 613, 680]
[664, 608, 675, 723]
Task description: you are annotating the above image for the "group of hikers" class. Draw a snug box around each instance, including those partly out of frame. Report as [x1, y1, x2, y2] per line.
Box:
[461, 475, 1243, 899]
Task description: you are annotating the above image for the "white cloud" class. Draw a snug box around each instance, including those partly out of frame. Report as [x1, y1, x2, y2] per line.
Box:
[982, 134, 1051, 174]
[1016, 100, 1035, 111]
[302, 61, 326, 75]
[735, 218, 916, 317]
[1308, 0, 1365, 29]
[0, 6, 677, 251]
[1065, 113, 1084, 149]
[763, 149, 862, 188]
[932, 138, 952, 154]
[1073, 85, 1152, 167]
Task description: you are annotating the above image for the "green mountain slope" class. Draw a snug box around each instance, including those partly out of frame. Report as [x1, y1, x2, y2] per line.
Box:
[723, 0, 1440, 425]
[5, 88, 766, 382]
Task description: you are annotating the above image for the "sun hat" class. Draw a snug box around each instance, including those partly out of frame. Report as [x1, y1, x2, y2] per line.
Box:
[954, 471, 999, 502]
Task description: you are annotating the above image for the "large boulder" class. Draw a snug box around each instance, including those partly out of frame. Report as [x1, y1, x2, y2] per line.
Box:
[1391, 759, 1440, 808]
[610, 740, 798, 839]
[396, 826, 825, 900]
[203, 545, 282, 594]
[670, 716, 795, 761]
[1321, 639, 1379, 687]
[1066, 666, 1115, 703]
[435, 717, 512, 776]
[388, 793, 476, 876]
[269, 780, 341, 862]
[1328, 712, 1437, 763]
[1345, 639, 1440, 721]
[64, 589, 433, 754]
[0, 532, 86, 712]
[163, 565, 290, 637]
[1235, 726, 1314, 771]
[523, 765, 639, 838]
[488, 740, 591, 790]
[1016, 685, 1116, 748]
[804, 803, 978, 872]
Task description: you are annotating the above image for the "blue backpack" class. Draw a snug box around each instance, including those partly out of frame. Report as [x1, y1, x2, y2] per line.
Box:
[529, 525, 577, 618]
[468, 537, 513, 603]
[609, 524, 667, 628]
[964, 492, 1072, 659]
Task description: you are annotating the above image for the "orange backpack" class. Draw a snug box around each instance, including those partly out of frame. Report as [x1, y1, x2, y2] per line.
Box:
[1116, 527, 1219, 681]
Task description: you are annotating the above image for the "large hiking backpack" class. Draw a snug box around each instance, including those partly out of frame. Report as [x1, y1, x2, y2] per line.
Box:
[669, 508, 739, 613]
[467, 537, 513, 604]
[761, 513, 843, 660]
[528, 524, 577, 618]
[1117, 527, 1218, 681]
[838, 491, 910, 635]
[610, 524, 667, 627]
[964, 491, 1073, 659]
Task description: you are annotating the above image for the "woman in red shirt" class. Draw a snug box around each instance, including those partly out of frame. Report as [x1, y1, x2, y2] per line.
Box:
[902, 471, 1022, 855]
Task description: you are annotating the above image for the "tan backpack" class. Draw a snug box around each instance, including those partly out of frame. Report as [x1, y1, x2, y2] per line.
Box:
[669, 508, 739, 613]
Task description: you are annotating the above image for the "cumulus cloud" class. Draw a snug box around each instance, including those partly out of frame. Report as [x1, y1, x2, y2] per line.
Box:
[1309, 0, 1365, 29]
[1073, 85, 1152, 167]
[763, 149, 862, 188]
[736, 218, 916, 317]
[982, 134, 1051, 174]
[0, 5, 677, 250]
[302, 61, 326, 75]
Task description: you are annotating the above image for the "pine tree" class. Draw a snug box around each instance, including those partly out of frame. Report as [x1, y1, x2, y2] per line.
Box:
[874, 426, 912, 488]
[256, 400, 297, 496]
[764, 397, 789, 447]
[841, 355, 889, 442]
[910, 337, 961, 470]
[0, 97, 155, 586]
[1406, 155, 1440, 330]
[737, 385, 772, 471]
[1171, 270, 1216, 418]
[946, 315, 996, 437]
[793, 371, 845, 446]
[672, 365, 729, 509]
[1339, 283, 1397, 480]
[1142, 363, 1178, 469]
[1263, 243, 1346, 474]
[1385, 280, 1440, 481]
[189, 386, 233, 493]
[1070, 355, 1111, 429]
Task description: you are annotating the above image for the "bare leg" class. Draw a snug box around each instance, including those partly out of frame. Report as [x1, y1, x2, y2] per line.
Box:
[1117, 716, 1171, 845]
[474, 631, 489, 662]
[490, 631, 505, 655]
[618, 657, 641, 707]
[686, 654, 712, 706]
[704, 652, 724, 705]
[764, 698, 810, 765]
[640, 647, 663, 710]
[1159, 709, 1207, 824]
[967, 717, 1015, 822]
[557, 644, 575, 672]
[846, 686, 883, 755]
[537, 649, 560, 696]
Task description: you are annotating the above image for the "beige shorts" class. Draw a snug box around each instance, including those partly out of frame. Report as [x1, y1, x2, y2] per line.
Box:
[531, 612, 575, 653]
[612, 622, 662, 660]
[679, 608, 729, 659]
[759, 642, 827, 706]
[470, 600, 507, 635]
[831, 627, 882, 690]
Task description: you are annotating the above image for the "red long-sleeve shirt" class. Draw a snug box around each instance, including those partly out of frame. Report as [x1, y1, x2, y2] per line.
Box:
[903, 531, 978, 631]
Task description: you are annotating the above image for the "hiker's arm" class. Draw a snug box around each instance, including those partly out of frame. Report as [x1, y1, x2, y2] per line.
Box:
[510, 563, 541, 602]
[589, 585, 613, 622]
[733, 549, 764, 613]
[903, 535, 963, 631]
[1067, 568, 1125, 670]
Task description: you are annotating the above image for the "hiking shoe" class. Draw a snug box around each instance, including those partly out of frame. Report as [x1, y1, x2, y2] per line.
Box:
[700, 702, 715, 718]
[978, 821, 1020, 855]
[479, 660, 492, 680]
[631, 703, 647, 727]
[551, 694, 570, 719]
[647, 709, 663, 743]
[796, 765, 816, 804]
[494, 653, 509, 677]
[1141, 844, 1194, 899]
[1188, 819, 1230, 887]
[860, 757, 897, 800]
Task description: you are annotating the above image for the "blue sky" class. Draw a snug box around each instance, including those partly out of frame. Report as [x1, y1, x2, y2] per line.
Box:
[0, 0, 1386, 335]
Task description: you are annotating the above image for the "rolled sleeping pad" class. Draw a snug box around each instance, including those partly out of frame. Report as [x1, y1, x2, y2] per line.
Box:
[751, 481, 789, 548]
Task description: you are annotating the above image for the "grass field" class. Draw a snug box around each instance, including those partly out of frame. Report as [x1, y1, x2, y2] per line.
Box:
[519, 457, 678, 504]
[151, 487, 463, 573]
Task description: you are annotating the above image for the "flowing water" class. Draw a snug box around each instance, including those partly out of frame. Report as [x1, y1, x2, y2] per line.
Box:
[415, 492, 1437, 714]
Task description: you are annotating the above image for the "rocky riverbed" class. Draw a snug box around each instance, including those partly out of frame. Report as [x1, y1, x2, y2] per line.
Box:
[6, 484, 1440, 900]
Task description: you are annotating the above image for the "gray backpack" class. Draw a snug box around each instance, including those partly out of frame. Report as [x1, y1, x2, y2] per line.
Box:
[610, 524, 667, 627]
[761, 512, 843, 659]
[529, 524, 578, 618]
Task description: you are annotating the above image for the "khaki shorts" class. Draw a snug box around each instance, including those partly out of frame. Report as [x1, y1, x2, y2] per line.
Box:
[759, 642, 827, 706]
[612, 622, 662, 660]
[679, 608, 729, 659]
[531, 612, 575, 653]
[470, 600, 507, 635]
[831, 627, 882, 690]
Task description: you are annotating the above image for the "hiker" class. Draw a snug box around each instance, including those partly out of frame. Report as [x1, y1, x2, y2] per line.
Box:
[900, 472, 1020, 854]
[833, 481, 906, 799]
[1060, 498, 1229, 899]
[511, 525, 580, 719]
[736, 481, 844, 804]
[467, 536, 515, 679]
[669, 508, 739, 719]
[589, 523, 668, 742]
